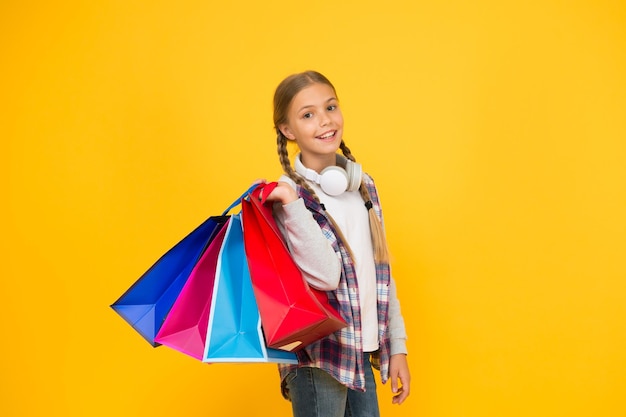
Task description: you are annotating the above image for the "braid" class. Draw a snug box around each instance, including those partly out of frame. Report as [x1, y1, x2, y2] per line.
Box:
[339, 140, 356, 162]
[340, 141, 370, 203]
[340, 140, 390, 264]
[277, 132, 296, 178]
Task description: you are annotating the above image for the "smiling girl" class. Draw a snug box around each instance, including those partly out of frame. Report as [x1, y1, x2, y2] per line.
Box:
[265, 70, 410, 417]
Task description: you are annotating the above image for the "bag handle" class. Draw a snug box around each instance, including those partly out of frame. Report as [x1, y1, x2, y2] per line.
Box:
[256, 182, 279, 205]
[222, 183, 261, 216]
[246, 182, 279, 207]
[244, 182, 284, 238]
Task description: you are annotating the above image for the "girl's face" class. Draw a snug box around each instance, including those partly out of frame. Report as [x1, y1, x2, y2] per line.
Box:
[279, 83, 344, 169]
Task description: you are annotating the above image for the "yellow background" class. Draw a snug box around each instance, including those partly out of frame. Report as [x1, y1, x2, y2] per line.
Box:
[3, 1, 625, 416]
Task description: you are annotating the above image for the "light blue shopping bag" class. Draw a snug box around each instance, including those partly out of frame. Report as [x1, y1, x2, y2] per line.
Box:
[203, 213, 298, 364]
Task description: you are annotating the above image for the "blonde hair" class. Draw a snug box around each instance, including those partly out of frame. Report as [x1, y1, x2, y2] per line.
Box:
[273, 71, 390, 264]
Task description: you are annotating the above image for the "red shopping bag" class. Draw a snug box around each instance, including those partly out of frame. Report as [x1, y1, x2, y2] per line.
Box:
[241, 182, 346, 352]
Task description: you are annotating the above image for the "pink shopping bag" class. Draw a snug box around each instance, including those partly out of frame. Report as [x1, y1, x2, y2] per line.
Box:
[154, 220, 230, 360]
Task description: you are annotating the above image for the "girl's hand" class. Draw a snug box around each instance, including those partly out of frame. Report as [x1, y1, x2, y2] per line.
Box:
[389, 353, 411, 405]
[262, 181, 299, 206]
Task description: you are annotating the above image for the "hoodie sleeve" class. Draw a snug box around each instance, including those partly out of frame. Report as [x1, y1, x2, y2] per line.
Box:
[388, 275, 408, 355]
[272, 197, 342, 291]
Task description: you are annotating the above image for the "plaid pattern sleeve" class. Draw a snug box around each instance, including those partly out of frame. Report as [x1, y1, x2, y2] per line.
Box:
[276, 173, 392, 398]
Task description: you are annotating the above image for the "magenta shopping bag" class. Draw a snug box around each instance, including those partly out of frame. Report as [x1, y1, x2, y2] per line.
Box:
[153, 220, 230, 361]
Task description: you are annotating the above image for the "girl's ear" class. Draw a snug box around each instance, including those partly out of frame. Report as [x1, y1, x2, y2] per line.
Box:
[279, 124, 296, 141]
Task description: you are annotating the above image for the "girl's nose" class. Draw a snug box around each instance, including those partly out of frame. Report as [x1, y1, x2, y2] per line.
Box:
[319, 112, 330, 126]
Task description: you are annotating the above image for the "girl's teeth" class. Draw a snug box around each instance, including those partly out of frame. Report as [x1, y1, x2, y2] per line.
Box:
[319, 132, 334, 139]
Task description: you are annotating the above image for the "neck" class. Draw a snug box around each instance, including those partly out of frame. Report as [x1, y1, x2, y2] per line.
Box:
[300, 153, 337, 173]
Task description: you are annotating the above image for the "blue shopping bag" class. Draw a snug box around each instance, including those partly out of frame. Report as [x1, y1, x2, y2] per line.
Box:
[111, 186, 255, 346]
[203, 213, 297, 364]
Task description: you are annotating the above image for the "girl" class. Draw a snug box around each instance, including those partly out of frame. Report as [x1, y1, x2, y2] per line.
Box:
[265, 71, 410, 417]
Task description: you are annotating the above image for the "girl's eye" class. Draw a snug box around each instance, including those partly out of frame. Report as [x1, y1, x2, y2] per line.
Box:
[327, 105, 337, 111]
[303, 112, 313, 119]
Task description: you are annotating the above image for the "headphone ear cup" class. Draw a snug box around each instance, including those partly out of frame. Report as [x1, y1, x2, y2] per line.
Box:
[319, 166, 349, 196]
[345, 160, 362, 192]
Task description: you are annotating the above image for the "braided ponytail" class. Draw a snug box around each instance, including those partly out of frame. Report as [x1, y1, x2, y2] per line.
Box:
[339, 141, 390, 264]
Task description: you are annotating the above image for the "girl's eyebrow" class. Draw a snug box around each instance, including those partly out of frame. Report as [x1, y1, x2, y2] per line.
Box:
[297, 97, 337, 113]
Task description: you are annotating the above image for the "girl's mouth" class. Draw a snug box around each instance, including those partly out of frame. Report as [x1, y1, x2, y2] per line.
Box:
[316, 131, 336, 140]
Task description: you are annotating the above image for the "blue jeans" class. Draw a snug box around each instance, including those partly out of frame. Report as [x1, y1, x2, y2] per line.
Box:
[284, 353, 381, 417]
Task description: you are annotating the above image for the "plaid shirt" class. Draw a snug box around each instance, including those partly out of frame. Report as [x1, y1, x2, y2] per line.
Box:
[278, 173, 391, 396]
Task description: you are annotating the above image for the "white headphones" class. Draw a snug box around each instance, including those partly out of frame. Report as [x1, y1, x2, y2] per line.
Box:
[294, 153, 362, 196]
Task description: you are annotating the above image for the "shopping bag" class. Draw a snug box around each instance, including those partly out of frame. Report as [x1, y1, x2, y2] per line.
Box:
[111, 185, 255, 347]
[153, 221, 228, 360]
[241, 182, 347, 352]
[110, 215, 228, 346]
[153, 184, 259, 360]
[203, 213, 298, 364]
